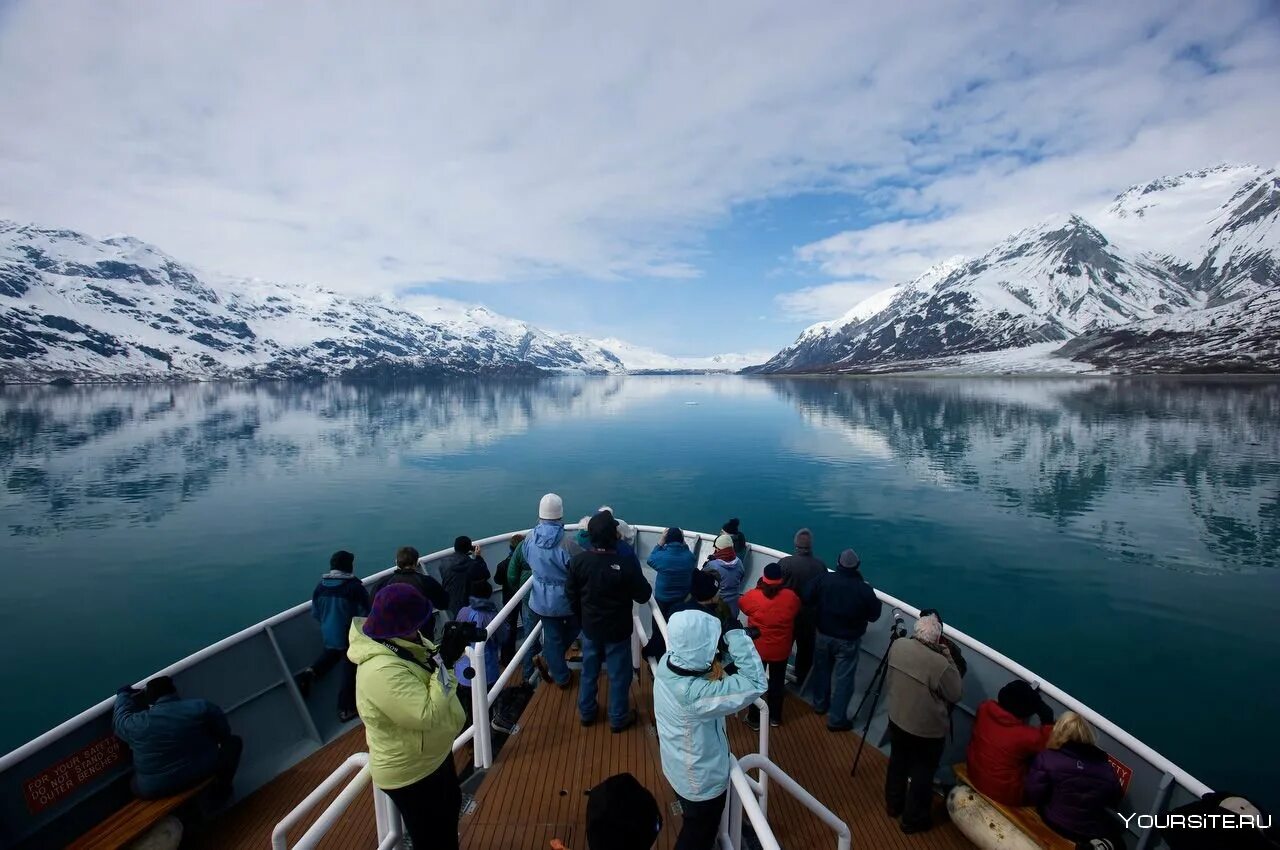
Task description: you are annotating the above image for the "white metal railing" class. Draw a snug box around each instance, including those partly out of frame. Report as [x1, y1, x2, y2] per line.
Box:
[271, 752, 404, 850]
[730, 754, 850, 850]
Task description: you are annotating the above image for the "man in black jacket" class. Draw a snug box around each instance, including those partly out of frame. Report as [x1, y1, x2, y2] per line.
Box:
[778, 528, 827, 690]
[803, 548, 883, 731]
[567, 512, 652, 732]
[439, 535, 490, 616]
[369, 547, 450, 636]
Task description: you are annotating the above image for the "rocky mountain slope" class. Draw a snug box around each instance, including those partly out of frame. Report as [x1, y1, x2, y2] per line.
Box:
[0, 222, 760, 382]
[759, 164, 1279, 373]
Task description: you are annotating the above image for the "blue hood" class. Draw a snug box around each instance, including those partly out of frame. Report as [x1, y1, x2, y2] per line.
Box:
[531, 520, 565, 549]
[666, 609, 722, 671]
[467, 595, 499, 612]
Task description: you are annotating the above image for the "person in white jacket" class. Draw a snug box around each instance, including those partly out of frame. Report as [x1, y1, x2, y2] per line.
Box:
[654, 609, 766, 850]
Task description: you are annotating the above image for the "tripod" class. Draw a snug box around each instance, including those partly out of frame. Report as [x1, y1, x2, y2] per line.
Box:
[850, 613, 907, 778]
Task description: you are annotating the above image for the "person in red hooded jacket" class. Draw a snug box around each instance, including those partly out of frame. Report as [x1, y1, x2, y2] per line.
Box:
[738, 562, 801, 730]
[966, 679, 1055, 806]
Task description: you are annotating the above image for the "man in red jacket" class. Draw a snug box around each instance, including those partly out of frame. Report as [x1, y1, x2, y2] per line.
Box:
[738, 562, 801, 730]
[966, 680, 1055, 806]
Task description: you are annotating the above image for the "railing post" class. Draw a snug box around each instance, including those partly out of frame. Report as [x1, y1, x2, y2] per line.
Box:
[1135, 770, 1176, 850]
[468, 644, 492, 769]
[265, 624, 323, 744]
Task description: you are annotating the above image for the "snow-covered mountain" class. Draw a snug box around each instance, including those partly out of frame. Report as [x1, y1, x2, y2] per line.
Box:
[0, 221, 753, 382]
[759, 164, 1280, 374]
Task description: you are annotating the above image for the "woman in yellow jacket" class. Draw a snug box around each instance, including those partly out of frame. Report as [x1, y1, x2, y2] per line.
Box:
[348, 583, 468, 850]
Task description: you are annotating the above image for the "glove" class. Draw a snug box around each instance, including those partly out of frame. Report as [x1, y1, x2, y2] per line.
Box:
[722, 619, 745, 635]
[1035, 699, 1055, 726]
[744, 626, 762, 640]
[439, 627, 469, 669]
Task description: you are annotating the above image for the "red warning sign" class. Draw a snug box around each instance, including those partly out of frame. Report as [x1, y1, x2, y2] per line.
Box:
[1108, 754, 1133, 794]
[22, 734, 128, 814]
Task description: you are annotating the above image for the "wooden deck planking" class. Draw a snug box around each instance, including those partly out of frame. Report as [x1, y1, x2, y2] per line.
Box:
[186, 665, 973, 849]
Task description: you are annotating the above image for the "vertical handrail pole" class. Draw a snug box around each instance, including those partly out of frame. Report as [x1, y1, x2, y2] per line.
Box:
[1135, 771, 1176, 850]
[373, 785, 392, 845]
[753, 698, 770, 815]
[468, 644, 492, 768]
[265, 624, 323, 744]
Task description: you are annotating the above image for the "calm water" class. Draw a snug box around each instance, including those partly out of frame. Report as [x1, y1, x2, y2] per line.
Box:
[2, 376, 1278, 804]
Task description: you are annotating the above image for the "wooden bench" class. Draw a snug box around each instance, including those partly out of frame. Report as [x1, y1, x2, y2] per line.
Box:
[953, 764, 1073, 850]
[67, 779, 211, 850]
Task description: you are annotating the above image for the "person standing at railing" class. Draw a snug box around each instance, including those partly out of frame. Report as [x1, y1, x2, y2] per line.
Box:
[524, 493, 580, 689]
[804, 548, 883, 731]
[453, 578, 509, 725]
[884, 612, 963, 835]
[295, 549, 370, 723]
[778, 528, 827, 690]
[348, 584, 470, 850]
[568, 511, 653, 732]
[721, 517, 748, 561]
[654, 609, 767, 850]
[439, 535, 491, 618]
[738, 562, 801, 730]
[369, 546, 450, 638]
[648, 527, 696, 621]
[702, 533, 745, 619]
[494, 533, 525, 666]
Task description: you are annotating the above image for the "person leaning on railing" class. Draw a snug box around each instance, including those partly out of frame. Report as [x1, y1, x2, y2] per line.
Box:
[347, 583, 470, 850]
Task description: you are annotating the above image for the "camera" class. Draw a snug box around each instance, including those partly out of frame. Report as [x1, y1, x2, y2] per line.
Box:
[442, 620, 488, 644]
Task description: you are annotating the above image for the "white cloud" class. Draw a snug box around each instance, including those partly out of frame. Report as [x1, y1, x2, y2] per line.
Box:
[774, 281, 892, 321]
[0, 0, 1276, 324]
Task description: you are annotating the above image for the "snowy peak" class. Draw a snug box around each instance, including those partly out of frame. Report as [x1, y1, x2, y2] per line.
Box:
[761, 163, 1280, 374]
[0, 220, 741, 381]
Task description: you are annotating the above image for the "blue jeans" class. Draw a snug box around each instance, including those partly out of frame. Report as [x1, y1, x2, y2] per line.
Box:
[808, 633, 861, 727]
[519, 597, 543, 682]
[539, 613, 579, 687]
[579, 635, 633, 727]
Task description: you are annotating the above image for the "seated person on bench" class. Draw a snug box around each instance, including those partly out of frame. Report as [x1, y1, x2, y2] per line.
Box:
[112, 677, 243, 801]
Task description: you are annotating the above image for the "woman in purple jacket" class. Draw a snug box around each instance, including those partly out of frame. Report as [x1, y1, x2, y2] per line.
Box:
[1025, 711, 1126, 845]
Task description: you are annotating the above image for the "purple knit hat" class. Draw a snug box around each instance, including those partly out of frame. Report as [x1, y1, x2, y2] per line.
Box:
[364, 584, 433, 640]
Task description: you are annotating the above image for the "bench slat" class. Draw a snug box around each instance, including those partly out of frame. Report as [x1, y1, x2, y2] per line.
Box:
[953, 764, 1074, 850]
[67, 780, 210, 850]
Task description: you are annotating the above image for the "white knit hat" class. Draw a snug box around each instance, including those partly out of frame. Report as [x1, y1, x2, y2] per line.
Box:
[714, 533, 734, 550]
[538, 493, 563, 521]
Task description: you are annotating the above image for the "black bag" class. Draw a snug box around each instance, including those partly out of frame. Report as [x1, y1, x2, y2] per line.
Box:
[491, 683, 534, 734]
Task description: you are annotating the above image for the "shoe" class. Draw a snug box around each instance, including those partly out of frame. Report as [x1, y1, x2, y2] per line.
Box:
[812, 704, 827, 715]
[826, 723, 853, 733]
[885, 804, 903, 819]
[294, 668, 316, 698]
[743, 714, 760, 731]
[555, 674, 574, 691]
[901, 820, 933, 835]
[611, 710, 638, 733]
[492, 718, 517, 735]
[769, 717, 781, 728]
[532, 655, 551, 683]
[580, 713, 597, 728]
[337, 708, 358, 723]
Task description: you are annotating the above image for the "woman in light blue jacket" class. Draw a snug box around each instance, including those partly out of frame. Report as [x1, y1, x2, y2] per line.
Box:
[654, 609, 766, 850]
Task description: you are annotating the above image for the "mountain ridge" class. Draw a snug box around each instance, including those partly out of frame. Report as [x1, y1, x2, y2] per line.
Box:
[0, 221, 763, 382]
[759, 163, 1279, 374]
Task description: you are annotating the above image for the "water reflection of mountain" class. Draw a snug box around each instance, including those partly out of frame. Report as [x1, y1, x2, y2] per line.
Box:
[768, 377, 1280, 574]
[0, 379, 630, 535]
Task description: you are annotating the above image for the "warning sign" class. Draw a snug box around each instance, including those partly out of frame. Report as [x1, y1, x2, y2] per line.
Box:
[1108, 754, 1133, 794]
[22, 735, 128, 814]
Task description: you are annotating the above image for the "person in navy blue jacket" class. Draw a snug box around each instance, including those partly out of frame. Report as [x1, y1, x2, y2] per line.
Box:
[296, 550, 370, 722]
[803, 548, 883, 731]
[113, 677, 242, 801]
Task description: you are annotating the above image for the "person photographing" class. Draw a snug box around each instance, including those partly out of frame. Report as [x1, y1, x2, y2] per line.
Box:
[654, 609, 767, 849]
[348, 583, 471, 850]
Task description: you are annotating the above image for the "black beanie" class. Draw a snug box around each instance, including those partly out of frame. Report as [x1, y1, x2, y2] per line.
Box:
[691, 568, 721, 603]
[454, 536, 472, 553]
[723, 518, 741, 535]
[997, 680, 1041, 719]
[586, 772, 662, 850]
[330, 550, 355, 572]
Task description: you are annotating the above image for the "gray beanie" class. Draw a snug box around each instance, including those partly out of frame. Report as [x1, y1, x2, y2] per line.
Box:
[794, 528, 813, 552]
[837, 548, 861, 570]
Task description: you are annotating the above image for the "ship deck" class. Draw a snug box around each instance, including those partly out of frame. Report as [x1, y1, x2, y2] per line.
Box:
[188, 669, 972, 849]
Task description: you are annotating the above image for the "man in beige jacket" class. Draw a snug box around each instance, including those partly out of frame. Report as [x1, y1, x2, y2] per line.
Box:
[884, 612, 964, 834]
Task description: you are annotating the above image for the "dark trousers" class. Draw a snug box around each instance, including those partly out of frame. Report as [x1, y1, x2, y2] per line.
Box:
[500, 594, 519, 666]
[675, 791, 726, 850]
[384, 756, 461, 850]
[211, 735, 243, 798]
[793, 616, 816, 689]
[747, 659, 788, 724]
[309, 647, 357, 715]
[885, 721, 946, 830]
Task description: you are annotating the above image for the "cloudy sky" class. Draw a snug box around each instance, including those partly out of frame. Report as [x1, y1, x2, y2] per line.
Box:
[2, 1, 1278, 356]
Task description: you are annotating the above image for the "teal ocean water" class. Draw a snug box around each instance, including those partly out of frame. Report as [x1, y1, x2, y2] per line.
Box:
[1, 376, 1277, 804]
